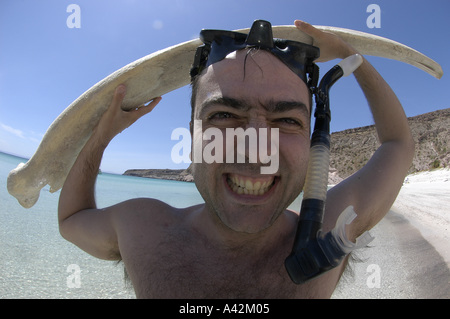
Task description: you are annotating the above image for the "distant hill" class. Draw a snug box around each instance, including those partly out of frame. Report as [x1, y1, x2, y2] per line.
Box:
[124, 108, 450, 183]
[330, 108, 449, 179]
[123, 168, 193, 182]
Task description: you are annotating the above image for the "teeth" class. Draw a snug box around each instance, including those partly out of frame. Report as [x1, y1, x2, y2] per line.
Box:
[227, 174, 274, 196]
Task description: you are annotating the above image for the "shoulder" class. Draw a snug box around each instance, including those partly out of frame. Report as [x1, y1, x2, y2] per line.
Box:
[111, 198, 202, 236]
[110, 198, 203, 260]
[111, 197, 184, 223]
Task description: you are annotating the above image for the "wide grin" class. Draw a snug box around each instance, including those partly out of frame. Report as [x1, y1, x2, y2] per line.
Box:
[226, 173, 275, 196]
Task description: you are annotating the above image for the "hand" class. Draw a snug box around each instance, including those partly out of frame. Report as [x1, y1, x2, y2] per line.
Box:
[294, 20, 358, 62]
[95, 84, 162, 143]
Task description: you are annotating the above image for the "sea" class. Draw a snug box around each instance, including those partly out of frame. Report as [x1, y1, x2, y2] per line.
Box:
[0, 152, 303, 299]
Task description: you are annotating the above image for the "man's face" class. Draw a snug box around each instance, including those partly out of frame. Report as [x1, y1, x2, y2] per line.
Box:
[191, 49, 311, 234]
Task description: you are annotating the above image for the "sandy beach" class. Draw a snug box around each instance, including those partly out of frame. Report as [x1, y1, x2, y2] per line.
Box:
[392, 168, 450, 267]
[331, 168, 449, 298]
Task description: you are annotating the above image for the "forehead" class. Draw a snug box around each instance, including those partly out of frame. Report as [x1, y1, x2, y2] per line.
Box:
[195, 49, 310, 114]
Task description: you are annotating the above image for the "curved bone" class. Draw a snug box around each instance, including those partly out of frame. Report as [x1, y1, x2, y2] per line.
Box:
[315, 26, 443, 79]
[7, 25, 443, 208]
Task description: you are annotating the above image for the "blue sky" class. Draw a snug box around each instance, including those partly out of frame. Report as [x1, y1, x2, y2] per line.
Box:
[1, 0, 448, 174]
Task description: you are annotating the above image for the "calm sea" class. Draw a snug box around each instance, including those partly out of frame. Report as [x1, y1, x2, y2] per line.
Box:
[0, 152, 302, 298]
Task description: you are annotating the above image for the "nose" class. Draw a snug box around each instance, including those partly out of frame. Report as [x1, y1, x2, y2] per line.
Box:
[231, 119, 278, 165]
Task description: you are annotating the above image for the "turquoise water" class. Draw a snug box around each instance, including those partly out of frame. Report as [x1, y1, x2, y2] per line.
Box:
[0, 152, 302, 298]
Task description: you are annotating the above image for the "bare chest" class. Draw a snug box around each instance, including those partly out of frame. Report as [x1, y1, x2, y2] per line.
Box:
[127, 251, 291, 298]
[121, 232, 336, 298]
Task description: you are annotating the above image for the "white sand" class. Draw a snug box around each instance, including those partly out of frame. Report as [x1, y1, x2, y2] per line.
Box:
[391, 168, 450, 266]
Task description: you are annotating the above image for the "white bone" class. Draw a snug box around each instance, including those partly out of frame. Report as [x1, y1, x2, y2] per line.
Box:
[7, 25, 443, 208]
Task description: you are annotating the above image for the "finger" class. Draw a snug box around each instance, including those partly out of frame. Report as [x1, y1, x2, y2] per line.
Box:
[126, 97, 162, 122]
[109, 84, 127, 111]
[146, 96, 162, 110]
[132, 97, 162, 112]
[294, 20, 320, 38]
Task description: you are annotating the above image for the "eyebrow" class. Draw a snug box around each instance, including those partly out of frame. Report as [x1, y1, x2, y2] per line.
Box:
[269, 100, 310, 117]
[199, 97, 249, 115]
[199, 96, 310, 118]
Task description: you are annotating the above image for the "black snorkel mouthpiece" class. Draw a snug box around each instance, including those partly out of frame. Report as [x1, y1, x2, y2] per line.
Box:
[285, 54, 373, 285]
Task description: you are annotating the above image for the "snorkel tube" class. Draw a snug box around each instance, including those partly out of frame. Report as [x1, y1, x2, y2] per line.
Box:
[285, 54, 374, 284]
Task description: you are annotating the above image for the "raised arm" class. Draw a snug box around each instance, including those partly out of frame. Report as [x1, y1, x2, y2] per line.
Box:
[295, 20, 415, 239]
[58, 85, 161, 259]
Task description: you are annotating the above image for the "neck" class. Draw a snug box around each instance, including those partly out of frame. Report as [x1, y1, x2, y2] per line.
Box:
[189, 204, 296, 255]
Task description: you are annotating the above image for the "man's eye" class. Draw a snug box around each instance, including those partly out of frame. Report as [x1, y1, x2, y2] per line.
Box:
[208, 112, 234, 120]
[276, 118, 302, 126]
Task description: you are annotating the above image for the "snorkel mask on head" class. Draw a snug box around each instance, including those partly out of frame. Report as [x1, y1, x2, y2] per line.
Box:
[190, 20, 372, 285]
[190, 20, 320, 90]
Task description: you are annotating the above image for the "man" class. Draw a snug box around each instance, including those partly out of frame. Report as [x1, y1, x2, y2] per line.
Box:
[58, 20, 414, 298]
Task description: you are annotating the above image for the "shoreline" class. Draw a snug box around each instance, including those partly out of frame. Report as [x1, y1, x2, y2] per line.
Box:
[391, 168, 450, 266]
